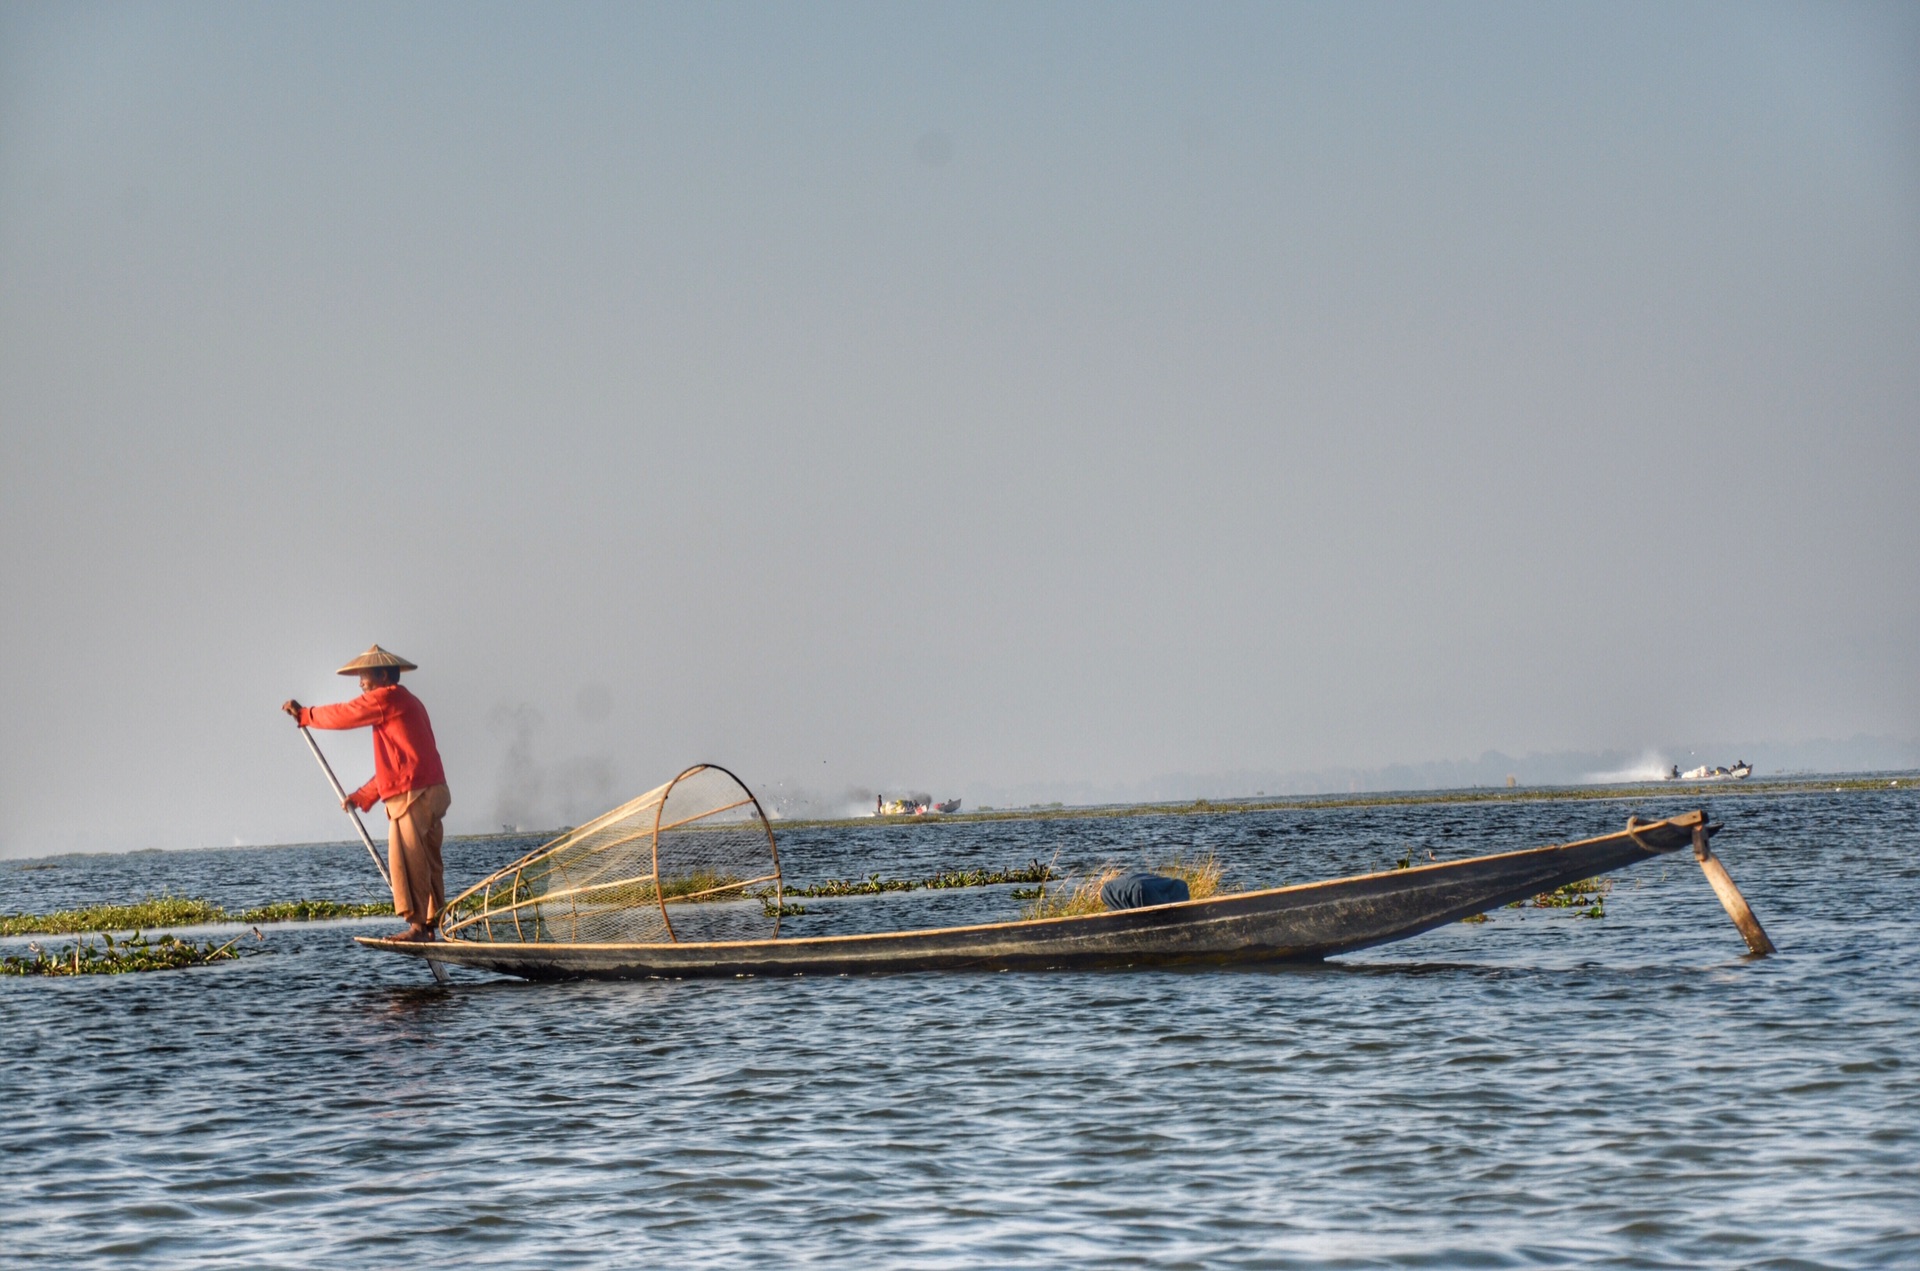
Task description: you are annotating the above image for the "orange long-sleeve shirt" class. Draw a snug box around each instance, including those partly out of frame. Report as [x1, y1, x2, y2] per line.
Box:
[298, 685, 447, 812]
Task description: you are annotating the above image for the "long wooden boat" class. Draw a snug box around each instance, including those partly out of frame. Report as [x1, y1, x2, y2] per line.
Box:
[360, 809, 1766, 979]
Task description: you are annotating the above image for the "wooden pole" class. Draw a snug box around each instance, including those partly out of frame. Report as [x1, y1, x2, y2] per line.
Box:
[1692, 821, 1776, 956]
[300, 726, 391, 888]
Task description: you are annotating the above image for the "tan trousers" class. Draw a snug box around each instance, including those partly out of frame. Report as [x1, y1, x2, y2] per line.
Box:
[384, 784, 451, 925]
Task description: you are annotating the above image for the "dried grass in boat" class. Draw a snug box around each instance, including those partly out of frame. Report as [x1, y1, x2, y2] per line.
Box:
[1021, 852, 1223, 920]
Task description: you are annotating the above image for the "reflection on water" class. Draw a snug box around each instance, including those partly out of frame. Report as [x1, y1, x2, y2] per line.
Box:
[3, 790, 1917, 1267]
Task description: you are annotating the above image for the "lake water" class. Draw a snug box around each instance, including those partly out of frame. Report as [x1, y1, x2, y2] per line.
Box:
[4, 787, 1917, 1268]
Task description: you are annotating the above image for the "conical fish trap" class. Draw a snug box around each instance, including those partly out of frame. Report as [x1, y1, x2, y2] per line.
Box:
[442, 764, 781, 944]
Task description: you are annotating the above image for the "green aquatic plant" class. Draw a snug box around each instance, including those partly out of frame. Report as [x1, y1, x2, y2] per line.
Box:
[1460, 877, 1615, 926]
[0, 894, 225, 936]
[632, 871, 749, 903]
[922, 861, 1055, 890]
[237, 899, 393, 923]
[1, 930, 247, 977]
[1533, 878, 1612, 909]
[774, 860, 1056, 900]
[784, 872, 917, 898]
[1, 895, 394, 936]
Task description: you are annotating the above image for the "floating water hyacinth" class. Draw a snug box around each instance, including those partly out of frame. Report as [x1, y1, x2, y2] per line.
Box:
[1, 895, 392, 937]
[760, 860, 1055, 900]
[1533, 877, 1611, 915]
[1474, 877, 1615, 924]
[2, 930, 250, 977]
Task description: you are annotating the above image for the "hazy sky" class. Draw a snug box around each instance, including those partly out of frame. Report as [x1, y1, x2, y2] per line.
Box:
[3, 2, 1916, 855]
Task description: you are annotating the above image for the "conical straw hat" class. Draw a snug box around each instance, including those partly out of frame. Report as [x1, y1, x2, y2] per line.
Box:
[336, 644, 418, 676]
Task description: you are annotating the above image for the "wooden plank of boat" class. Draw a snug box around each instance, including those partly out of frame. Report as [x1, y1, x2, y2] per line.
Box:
[358, 809, 1726, 980]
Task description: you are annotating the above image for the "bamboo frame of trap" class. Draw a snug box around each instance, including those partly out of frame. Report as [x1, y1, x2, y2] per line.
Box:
[441, 764, 782, 944]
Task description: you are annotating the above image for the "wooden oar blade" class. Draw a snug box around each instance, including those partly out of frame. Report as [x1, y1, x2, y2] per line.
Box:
[1692, 822, 1775, 956]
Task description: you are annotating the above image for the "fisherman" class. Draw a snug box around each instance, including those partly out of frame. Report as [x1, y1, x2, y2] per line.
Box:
[282, 645, 451, 942]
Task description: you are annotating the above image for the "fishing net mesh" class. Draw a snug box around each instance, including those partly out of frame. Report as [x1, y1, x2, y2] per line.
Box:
[441, 765, 781, 944]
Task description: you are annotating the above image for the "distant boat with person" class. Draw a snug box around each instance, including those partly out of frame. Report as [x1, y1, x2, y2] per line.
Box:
[874, 794, 963, 816]
[1671, 760, 1752, 781]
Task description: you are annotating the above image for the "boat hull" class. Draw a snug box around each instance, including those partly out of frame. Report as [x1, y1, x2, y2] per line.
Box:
[361, 811, 1707, 979]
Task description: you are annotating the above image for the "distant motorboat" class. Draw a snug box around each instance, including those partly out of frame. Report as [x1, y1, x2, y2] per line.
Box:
[1674, 761, 1753, 781]
[875, 794, 964, 816]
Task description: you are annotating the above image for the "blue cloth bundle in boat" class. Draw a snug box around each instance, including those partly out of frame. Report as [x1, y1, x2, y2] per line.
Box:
[1101, 871, 1191, 911]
